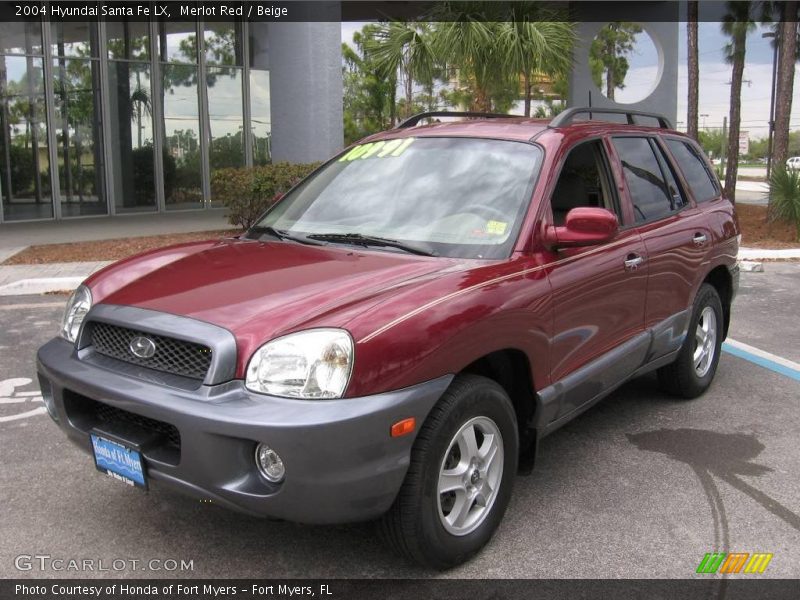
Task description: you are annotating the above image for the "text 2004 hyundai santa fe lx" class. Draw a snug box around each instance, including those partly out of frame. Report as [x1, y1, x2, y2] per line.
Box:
[38, 108, 739, 569]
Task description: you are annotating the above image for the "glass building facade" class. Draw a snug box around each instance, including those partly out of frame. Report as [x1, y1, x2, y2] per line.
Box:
[0, 19, 270, 222]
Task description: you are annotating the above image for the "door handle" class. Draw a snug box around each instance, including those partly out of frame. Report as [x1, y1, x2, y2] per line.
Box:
[693, 233, 708, 247]
[624, 254, 644, 271]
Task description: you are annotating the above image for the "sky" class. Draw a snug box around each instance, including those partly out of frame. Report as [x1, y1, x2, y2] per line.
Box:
[342, 21, 800, 142]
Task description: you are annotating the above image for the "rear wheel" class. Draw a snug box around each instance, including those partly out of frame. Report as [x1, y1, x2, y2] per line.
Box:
[380, 374, 518, 569]
[658, 283, 724, 398]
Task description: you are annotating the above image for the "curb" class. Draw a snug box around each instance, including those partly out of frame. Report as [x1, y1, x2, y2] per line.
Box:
[0, 277, 84, 297]
[739, 247, 800, 261]
[738, 261, 764, 273]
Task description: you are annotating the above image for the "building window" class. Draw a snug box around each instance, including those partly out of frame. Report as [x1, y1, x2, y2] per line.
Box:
[0, 17, 270, 222]
[205, 22, 245, 207]
[52, 22, 107, 217]
[0, 23, 53, 221]
[158, 21, 203, 210]
[106, 21, 157, 213]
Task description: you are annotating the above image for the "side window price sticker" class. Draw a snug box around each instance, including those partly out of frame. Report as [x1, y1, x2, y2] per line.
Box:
[339, 137, 415, 162]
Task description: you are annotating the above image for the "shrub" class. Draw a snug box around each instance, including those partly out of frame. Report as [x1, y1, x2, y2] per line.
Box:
[768, 167, 800, 242]
[131, 145, 176, 206]
[0, 144, 37, 196]
[211, 162, 320, 230]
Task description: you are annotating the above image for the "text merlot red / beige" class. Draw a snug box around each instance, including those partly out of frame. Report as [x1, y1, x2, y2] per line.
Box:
[46, 3, 290, 18]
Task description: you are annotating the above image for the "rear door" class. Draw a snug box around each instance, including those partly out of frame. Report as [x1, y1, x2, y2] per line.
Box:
[609, 136, 709, 348]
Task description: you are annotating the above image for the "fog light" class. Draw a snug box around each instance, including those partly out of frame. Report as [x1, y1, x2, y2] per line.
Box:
[255, 444, 285, 483]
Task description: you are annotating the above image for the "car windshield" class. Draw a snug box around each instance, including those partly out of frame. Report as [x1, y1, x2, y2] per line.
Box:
[252, 137, 542, 259]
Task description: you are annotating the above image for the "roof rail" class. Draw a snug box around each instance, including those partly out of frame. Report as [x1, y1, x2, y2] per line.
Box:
[549, 107, 673, 129]
[396, 111, 513, 129]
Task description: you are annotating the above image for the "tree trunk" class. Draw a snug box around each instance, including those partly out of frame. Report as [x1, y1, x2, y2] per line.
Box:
[473, 85, 491, 112]
[723, 29, 747, 204]
[57, 42, 73, 202]
[389, 75, 397, 127]
[687, 1, 700, 140]
[523, 71, 532, 117]
[403, 55, 413, 118]
[772, 2, 798, 167]
[606, 39, 615, 101]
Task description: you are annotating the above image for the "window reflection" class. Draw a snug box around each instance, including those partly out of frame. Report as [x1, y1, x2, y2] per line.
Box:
[0, 56, 52, 220]
[51, 22, 106, 217]
[207, 66, 244, 173]
[158, 21, 198, 64]
[51, 22, 99, 58]
[204, 22, 243, 66]
[162, 64, 202, 209]
[250, 69, 270, 165]
[53, 58, 106, 216]
[0, 22, 43, 55]
[107, 21, 150, 61]
[108, 61, 156, 212]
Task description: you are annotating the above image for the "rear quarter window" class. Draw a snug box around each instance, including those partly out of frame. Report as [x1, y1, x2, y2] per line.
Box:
[665, 139, 720, 203]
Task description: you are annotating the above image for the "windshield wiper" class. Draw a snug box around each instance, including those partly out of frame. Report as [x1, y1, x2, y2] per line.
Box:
[249, 226, 323, 246]
[305, 233, 436, 256]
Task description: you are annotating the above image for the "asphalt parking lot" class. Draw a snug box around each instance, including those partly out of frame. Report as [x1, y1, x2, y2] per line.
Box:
[1, 264, 798, 579]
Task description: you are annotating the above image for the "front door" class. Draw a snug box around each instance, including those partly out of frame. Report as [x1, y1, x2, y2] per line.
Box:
[544, 139, 648, 420]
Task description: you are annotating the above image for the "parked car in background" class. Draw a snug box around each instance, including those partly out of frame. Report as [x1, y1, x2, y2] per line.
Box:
[786, 156, 800, 171]
[38, 108, 739, 569]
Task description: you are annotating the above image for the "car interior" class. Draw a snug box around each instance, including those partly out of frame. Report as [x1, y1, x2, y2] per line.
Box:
[550, 140, 619, 226]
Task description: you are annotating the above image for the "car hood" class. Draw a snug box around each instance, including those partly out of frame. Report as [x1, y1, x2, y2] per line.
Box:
[98, 238, 460, 350]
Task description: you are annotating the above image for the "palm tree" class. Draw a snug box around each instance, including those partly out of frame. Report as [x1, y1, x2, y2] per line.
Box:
[687, 1, 700, 140]
[432, 21, 494, 111]
[721, 1, 756, 203]
[130, 82, 151, 148]
[499, 9, 575, 117]
[772, 1, 798, 167]
[589, 22, 642, 101]
[366, 21, 437, 119]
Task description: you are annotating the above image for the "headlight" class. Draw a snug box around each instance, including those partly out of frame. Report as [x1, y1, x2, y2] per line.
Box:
[60, 285, 92, 343]
[245, 329, 353, 399]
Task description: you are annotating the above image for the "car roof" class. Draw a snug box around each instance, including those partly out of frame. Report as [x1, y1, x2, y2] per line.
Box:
[363, 116, 687, 145]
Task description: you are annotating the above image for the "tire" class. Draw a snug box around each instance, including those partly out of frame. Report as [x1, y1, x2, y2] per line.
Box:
[380, 374, 518, 570]
[658, 283, 724, 399]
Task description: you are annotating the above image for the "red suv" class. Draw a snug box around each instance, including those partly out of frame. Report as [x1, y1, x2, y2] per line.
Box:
[37, 108, 739, 569]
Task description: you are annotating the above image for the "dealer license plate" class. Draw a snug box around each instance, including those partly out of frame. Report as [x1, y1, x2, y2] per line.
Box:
[90, 433, 147, 489]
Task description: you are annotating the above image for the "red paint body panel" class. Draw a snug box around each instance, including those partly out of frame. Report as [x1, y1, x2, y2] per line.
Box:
[80, 118, 739, 403]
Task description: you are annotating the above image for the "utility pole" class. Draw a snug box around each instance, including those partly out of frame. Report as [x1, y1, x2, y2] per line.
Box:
[721, 116, 728, 178]
[763, 29, 779, 178]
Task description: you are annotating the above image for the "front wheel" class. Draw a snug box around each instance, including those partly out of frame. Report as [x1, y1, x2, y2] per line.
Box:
[658, 283, 724, 399]
[380, 374, 518, 569]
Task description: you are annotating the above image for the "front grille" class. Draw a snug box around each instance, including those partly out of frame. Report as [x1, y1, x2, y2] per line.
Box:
[90, 322, 212, 380]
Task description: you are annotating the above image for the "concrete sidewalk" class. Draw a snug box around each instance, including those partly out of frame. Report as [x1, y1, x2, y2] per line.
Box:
[0, 209, 230, 249]
[0, 261, 110, 296]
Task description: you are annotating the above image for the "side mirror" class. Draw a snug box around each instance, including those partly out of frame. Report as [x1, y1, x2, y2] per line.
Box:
[545, 207, 619, 249]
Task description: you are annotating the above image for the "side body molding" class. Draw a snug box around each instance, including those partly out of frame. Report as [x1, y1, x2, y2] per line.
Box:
[534, 309, 691, 436]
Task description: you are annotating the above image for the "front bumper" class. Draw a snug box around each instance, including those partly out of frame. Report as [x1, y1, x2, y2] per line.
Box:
[37, 338, 451, 524]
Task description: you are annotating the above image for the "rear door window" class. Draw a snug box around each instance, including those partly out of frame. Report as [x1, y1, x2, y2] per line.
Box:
[612, 137, 682, 223]
[665, 139, 721, 203]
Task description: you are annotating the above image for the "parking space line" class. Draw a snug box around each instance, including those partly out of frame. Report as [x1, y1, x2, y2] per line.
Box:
[723, 339, 800, 382]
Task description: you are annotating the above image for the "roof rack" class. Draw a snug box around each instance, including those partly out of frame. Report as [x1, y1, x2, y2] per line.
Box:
[549, 107, 673, 129]
[396, 111, 514, 129]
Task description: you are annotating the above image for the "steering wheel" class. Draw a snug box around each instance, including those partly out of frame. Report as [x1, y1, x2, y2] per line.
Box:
[463, 203, 508, 222]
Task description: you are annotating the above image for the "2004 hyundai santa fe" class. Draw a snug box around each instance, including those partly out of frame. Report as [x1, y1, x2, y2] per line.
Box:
[38, 108, 739, 569]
